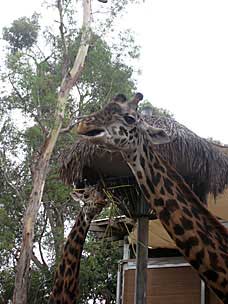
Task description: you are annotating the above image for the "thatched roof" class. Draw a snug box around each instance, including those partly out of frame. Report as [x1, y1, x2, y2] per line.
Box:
[145, 115, 228, 198]
[60, 114, 228, 203]
[60, 139, 131, 185]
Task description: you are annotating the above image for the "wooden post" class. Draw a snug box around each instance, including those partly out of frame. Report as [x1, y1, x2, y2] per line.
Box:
[123, 235, 130, 260]
[134, 216, 149, 304]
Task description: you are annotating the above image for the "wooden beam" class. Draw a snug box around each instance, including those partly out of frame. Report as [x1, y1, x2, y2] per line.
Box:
[134, 216, 149, 304]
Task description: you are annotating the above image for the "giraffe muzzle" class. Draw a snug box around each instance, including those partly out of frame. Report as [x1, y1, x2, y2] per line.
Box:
[77, 122, 105, 138]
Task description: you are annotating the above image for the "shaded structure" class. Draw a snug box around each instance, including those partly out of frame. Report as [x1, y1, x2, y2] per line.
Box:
[89, 215, 135, 241]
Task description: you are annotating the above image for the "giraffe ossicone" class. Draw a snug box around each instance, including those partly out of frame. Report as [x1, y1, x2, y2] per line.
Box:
[77, 93, 228, 303]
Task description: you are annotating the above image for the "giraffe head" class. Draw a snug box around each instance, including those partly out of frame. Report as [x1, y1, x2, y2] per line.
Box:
[70, 186, 107, 217]
[76, 93, 170, 152]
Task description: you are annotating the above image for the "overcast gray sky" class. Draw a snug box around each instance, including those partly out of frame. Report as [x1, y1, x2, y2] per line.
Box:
[1, 0, 228, 143]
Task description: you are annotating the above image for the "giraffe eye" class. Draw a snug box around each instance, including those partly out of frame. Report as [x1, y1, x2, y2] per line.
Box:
[123, 115, 136, 124]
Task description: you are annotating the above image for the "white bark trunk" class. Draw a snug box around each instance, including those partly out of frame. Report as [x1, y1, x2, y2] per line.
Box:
[12, 1, 92, 303]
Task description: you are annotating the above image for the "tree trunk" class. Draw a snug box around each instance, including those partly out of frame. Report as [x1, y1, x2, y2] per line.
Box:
[12, 1, 92, 303]
[46, 205, 65, 260]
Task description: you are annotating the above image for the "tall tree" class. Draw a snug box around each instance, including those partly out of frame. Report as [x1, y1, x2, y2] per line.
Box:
[11, 1, 92, 303]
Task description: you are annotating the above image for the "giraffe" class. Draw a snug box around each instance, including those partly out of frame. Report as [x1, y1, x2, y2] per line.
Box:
[76, 93, 228, 303]
[49, 186, 107, 304]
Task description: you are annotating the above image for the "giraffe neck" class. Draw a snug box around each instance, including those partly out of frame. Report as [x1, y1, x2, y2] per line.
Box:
[125, 138, 228, 303]
[49, 205, 103, 304]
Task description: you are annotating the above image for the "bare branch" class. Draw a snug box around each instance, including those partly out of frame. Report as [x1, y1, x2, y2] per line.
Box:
[8, 75, 26, 103]
[45, 204, 62, 258]
[1, 170, 23, 201]
[37, 208, 48, 267]
[30, 112, 49, 136]
[105, 77, 114, 101]
[60, 113, 91, 133]
[22, 50, 54, 68]
[57, 0, 68, 77]
[31, 252, 47, 270]
[67, 0, 92, 86]
[59, 117, 77, 134]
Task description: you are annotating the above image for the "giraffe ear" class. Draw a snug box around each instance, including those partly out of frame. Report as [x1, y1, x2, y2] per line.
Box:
[147, 126, 171, 145]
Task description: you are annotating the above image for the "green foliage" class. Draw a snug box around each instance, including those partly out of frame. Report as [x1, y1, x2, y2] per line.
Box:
[139, 100, 174, 118]
[27, 267, 51, 304]
[0, 154, 26, 268]
[207, 137, 222, 145]
[55, 32, 137, 115]
[3, 13, 40, 52]
[0, 268, 15, 302]
[3, 52, 60, 129]
[24, 125, 44, 154]
[0, 208, 16, 252]
[79, 237, 121, 303]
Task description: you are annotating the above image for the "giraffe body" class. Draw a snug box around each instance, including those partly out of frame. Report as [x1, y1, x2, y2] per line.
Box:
[76, 93, 228, 303]
[49, 187, 106, 304]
